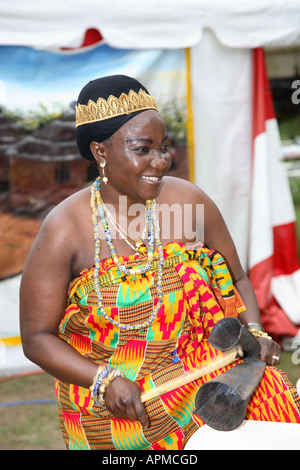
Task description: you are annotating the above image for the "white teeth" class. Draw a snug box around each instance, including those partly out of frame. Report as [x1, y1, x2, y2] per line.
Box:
[142, 176, 159, 182]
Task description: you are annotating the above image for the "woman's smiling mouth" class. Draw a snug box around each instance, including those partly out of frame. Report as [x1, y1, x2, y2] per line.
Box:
[141, 176, 161, 184]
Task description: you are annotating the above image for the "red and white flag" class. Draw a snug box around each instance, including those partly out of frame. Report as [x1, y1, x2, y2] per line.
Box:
[248, 48, 300, 343]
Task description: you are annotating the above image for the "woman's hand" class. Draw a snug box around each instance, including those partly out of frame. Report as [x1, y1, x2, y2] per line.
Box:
[257, 337, 281, 366]
[105, 376, 149, 429]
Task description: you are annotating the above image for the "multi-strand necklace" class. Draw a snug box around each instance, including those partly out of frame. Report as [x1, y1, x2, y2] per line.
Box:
[102, 200, 147, 253]
[90, 177, 164, 330]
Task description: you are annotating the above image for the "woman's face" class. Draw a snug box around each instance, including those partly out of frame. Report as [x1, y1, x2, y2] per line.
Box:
[91, 110, 172, 203]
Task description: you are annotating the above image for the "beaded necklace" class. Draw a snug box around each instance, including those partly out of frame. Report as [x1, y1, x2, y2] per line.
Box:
[90, 177, 164, 330]
[102, 200, 147, 253]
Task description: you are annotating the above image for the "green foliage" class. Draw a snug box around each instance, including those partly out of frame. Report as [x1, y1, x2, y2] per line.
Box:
[158, 98, 187, 141]
[2, 103, 67, 131]
[2, 98, 188, 141]
[289, 178, 300, 256]
[279, 114, 300, 140]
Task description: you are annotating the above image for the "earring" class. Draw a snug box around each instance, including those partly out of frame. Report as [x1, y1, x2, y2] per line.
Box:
[100, 161, 108, 184]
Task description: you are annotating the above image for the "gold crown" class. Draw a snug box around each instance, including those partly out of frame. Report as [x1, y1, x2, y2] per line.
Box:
[75, 88, 158, 127]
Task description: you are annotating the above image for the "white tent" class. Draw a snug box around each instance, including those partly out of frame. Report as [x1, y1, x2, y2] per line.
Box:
[1, 0, 300, 347]
[0, 1, 300, 50]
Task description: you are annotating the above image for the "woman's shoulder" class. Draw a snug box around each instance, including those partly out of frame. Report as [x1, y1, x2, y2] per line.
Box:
[38, 186, 91, 240]
[158, 176, 210, 204]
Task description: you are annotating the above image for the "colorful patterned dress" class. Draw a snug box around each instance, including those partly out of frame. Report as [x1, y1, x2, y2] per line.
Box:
[55, 242, 300, 450]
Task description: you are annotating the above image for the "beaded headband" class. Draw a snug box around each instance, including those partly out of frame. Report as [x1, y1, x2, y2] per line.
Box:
[75, 88, 158, 128]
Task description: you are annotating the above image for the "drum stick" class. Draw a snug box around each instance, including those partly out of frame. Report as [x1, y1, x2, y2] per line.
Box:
[140, 345, 242, 403]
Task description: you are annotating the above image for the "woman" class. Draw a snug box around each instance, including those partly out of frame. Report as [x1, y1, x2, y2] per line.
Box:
[20, 75, 300, 450]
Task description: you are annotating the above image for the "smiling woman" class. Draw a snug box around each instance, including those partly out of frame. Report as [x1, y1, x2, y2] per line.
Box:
[89, 110, 171, 206]
[19, 74, 300, 451]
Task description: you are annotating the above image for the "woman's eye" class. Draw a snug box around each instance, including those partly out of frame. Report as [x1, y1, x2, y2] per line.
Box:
[135, 146, 149, 153]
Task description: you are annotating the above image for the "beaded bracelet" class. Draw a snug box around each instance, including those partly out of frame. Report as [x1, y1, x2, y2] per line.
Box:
[90, 365, 106, 399]
[90, 365, 124, 406]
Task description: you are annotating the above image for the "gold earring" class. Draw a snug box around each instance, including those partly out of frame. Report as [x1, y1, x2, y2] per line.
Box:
[100, 161, 108, 184]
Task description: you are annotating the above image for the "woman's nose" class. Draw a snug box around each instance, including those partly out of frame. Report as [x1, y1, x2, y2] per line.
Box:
[150, 150, 170, 169]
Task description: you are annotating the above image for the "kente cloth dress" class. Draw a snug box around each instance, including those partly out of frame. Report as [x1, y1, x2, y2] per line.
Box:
[55, 242, 300, 450]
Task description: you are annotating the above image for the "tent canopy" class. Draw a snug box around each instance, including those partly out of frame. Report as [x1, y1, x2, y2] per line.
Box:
[0, 0, 300, 49]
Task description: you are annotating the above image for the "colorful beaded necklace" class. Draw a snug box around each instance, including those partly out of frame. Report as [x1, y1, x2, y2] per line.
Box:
[102, 200, 147, 253]
[90, 177, 164, 330]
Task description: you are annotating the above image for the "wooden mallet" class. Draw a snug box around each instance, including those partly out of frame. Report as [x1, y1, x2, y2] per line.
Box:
[141, 317, 265, 431]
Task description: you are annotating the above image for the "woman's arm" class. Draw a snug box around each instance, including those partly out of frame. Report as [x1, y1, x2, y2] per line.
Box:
[201, 191, 281, 364]
[19, 202, 149, 427]
[20, 207, 99, 388]
[202, 195, 261, 322]
[160, 177, 262, 323]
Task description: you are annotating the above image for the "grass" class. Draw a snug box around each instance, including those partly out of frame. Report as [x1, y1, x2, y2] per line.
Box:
[0, 373, 65, 450]
[0, 353, 299, 450]
[278, 352, 300, 386]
